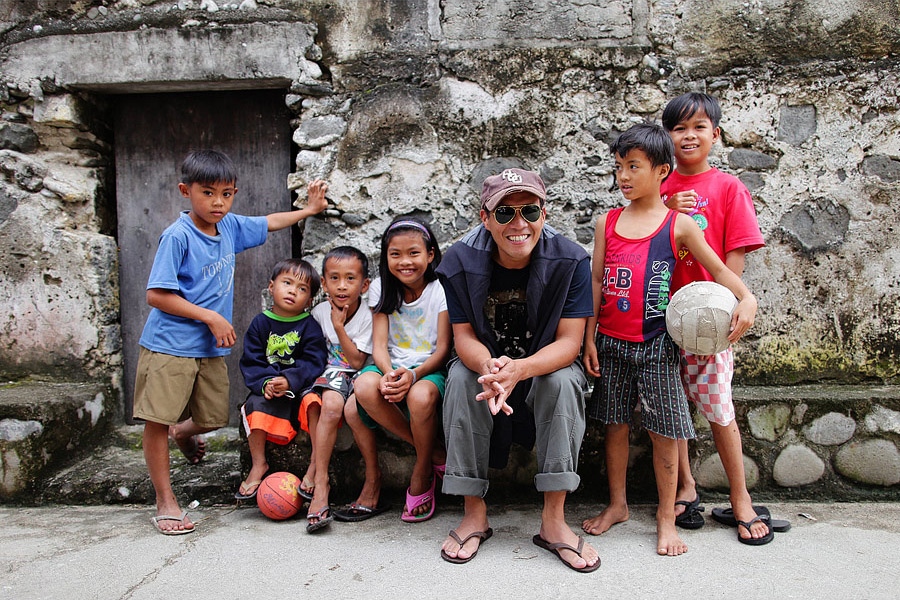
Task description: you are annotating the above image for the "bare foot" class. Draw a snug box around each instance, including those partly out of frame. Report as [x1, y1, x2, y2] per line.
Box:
[353, 469, 382, 509]
[170, 428, 205, 465]
[442, 512, 490, 561]
[656, 520, 688, 556]
[582, 503, 629, 535]
[540, 519, 600, 570]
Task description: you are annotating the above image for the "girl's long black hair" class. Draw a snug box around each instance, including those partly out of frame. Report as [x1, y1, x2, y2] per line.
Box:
[375, 216, 442, 315]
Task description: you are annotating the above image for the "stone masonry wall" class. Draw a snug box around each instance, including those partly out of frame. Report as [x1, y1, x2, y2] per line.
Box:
[1, 1, 899, 497]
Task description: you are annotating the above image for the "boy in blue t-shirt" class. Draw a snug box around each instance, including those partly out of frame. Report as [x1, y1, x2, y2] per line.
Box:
[134, 150, 327, 535]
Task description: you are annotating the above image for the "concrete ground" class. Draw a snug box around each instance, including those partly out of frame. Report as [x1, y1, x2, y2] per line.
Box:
[2, 500, 897, 600]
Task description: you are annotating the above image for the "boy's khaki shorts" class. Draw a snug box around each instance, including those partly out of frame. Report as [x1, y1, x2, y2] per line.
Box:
[133, 347, 230, 428]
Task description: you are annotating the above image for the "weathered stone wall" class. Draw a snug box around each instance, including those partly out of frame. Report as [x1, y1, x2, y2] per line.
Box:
[1, 0, 898, 391]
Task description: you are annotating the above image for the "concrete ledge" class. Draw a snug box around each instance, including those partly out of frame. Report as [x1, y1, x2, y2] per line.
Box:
[257, 385, 900, 504]
[0, 381, 116, 500]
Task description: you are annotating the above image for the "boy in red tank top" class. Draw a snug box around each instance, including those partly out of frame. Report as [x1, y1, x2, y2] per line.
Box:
[580, 123, 758, 556]
[660, 92, 773, 545]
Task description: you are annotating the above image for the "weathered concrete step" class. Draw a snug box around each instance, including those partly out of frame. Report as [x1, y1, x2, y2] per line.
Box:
[39, 426, 243, 506]
[10, 384, 900, 506]
[0, 381, 117, 500]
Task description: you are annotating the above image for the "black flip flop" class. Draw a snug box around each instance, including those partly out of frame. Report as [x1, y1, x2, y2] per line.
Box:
[674, 495, 705, 530]
[532, 534, 600, 573]
[333, 502, 391, 522]
[736, 514, 774, 546]
[711, 506, 791, 532]
[306, 506, 334, 533]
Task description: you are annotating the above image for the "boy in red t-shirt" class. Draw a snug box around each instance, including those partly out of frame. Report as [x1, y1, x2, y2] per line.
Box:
[660, 92, 772, 545]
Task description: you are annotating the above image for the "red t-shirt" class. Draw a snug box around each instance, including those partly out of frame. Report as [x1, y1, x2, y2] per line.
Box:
[660, 168, 764, 292]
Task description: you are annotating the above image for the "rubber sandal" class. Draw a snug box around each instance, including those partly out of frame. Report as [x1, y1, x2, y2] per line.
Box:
[234, 479, 262, 501]
[710, 506, 791, 532]
[532, 534, 600, 573]
[297, 475, 315, 501]
[401, 477, 436, 522]
[433, 463, 446, 480]
[150, 511, 194, 535]
[736, 514, 775, 545]
[674, 494, 705, 530]
[333, 502, 391, 522]
[306, 506, 333, 533]
[440, 528, 493, 564]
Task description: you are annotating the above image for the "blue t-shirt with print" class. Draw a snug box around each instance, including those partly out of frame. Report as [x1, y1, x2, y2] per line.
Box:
[139, 211, 268, 358]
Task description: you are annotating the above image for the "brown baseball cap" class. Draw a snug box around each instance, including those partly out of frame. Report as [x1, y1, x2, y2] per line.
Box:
[480, 168, 546, 211]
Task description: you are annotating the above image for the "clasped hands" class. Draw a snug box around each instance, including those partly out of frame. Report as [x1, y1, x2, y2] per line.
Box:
[475, 356, 521, 416]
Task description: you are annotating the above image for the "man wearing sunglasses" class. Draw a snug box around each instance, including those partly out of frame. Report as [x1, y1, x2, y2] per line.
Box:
[436, 169, 599, 572]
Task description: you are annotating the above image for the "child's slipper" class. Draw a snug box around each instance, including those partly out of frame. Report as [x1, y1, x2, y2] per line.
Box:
[711, 506, 791, 532]
[401, 477, 436, 523]
[150, 512, 194, 536]
[297, 475, 315, 501]
[440, 527, 493, 564]
[234, 480, 262, 501]
[333, 501, 391, 522]
[674, 494, 705, 530]
[306, 506, 333, 533]
[532, 534, 600, 573]
[433, 463, 446, 480]
[736, 515, 775, 546]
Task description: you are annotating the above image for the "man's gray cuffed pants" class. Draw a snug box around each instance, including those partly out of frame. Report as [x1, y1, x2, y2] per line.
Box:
[441, 358, 588, 498]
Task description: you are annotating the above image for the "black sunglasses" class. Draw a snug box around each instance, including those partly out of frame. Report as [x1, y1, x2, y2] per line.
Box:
[492, 204, 543, 225]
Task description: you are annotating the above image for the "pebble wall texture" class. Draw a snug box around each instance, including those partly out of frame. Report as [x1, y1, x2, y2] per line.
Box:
[1, 1, 899, 497]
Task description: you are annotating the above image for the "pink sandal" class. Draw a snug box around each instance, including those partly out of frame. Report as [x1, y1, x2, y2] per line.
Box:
[401, 476, 436, 523]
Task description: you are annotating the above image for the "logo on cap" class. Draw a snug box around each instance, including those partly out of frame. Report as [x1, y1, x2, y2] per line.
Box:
[501, 170, 522, 184]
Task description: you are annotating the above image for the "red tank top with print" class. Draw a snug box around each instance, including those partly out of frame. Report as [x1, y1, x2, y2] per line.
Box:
[597, 208, 678, 342]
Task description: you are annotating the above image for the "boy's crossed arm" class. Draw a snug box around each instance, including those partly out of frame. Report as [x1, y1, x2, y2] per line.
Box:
[266, 179, 328, 231]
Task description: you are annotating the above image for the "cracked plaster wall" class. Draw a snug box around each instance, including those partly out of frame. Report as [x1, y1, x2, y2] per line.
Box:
[0, 0, 898, 396]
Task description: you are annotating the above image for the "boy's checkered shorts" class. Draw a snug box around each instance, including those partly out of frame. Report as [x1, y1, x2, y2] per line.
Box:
[680, 348, 735, 426]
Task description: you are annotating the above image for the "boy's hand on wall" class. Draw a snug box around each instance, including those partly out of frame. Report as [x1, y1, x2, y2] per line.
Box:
[306, 179, 329, 215]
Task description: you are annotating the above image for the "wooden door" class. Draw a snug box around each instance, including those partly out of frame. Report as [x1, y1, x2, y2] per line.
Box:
[115, 90, 293, 424]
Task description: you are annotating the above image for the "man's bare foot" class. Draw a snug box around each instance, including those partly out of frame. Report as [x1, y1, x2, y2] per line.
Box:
[441, 512, 490, 562]
[540, 519, 600, 570]
[582, 503, 629, 535]
[657, 520, 688, 556]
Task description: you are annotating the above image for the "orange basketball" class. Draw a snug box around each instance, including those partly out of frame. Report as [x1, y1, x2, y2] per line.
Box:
[257, 472, 303, 520]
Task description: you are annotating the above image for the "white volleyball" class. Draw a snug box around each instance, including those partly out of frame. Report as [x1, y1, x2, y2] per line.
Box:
[666, 281, 738, 355]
